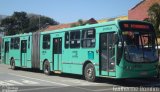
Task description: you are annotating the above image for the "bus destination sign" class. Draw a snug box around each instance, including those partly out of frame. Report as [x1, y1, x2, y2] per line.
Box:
[123, 24, 150, 29]
[119, 21, 153, 31]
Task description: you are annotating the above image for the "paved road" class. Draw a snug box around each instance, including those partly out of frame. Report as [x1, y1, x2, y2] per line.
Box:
[0, 64, 115, 92]
[0, 64, 160, 92]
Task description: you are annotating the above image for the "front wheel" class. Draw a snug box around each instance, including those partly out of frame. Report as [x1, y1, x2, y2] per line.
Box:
[43, 61, 51, 75]
[84, 63, 96, 82]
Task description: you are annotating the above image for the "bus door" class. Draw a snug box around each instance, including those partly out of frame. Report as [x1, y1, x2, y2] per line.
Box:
[99, 32, 116, 76]
[21, 40, 27, 67]
[4, 41, 9, 64]
[53, 38, 62, 70]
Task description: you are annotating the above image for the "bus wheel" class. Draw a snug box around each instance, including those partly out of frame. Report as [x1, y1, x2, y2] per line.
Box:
[10, 59, 16, 70]
[43, 61, 51, 75]
[84, 63, 96, 82]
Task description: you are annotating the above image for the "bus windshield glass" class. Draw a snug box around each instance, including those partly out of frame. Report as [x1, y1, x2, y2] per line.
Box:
[122, 31, 158, 63]
[119, 21, 159, 63]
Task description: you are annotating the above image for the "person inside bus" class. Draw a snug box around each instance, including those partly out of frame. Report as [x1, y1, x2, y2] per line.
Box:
[125, 31, 135, 45]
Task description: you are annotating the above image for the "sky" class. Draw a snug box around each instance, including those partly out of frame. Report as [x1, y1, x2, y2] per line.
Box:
[0, 0, 142, 23]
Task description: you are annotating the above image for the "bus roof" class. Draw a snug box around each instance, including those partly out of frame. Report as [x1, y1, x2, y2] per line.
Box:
[2, 20, 153, 38]
[2, 32, 32, 38]
[41, 20, 152, 34]
[41, 20, 118, 34]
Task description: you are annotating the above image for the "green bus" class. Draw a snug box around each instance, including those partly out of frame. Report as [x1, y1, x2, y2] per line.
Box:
[1, 20, 159, 82]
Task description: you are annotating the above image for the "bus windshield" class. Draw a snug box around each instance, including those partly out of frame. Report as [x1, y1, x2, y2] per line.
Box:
[122, 31, 158, 63]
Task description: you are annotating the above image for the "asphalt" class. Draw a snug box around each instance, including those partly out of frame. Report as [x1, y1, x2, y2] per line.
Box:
[0, 64, 160, 92]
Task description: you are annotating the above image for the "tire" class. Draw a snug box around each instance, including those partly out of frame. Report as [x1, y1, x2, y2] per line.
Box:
[10, 59, 16, 70]
[43, 61, 51, 75]
[84, 63, 96, 82]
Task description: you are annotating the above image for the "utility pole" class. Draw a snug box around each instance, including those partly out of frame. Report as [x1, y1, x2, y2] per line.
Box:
[39, 15, 41, 30]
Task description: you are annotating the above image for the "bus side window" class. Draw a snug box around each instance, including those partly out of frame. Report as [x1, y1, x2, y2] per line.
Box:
[70, 30, 80, 48]
[43, 34, 50, 49]
[81, 29, 95, 48]
[21, 41, 27, 53]
[10, 38, 14, 49]
[65, 32, 69, 48]
[10, 37, 20, 49]
[14, 37, 20, 49]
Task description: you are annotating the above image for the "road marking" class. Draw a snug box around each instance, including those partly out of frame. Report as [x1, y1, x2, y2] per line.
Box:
[9, 73, 70, 86]
[1, 79, 39, 86]
[21, 79, 39, 85]
[61, 80, 101, 86]
[0, 81, 14, 86]
[93, 88, 113, 91]
[7, 73, 113, 92]
[18, 86, 64, 92]
[5, 80, 24, 85]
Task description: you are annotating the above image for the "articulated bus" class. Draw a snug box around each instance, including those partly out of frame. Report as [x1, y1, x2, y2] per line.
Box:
[1, 20, 159, 81]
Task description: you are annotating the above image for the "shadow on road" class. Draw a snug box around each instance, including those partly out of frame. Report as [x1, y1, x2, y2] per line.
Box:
[10, 67, 160, 87]
[96, 77, 160, 87]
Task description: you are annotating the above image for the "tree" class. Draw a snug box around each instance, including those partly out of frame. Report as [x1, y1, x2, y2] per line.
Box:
[12, 12, 29, 33]
[0, 11, 59, 35]
[70, 19, 86, 27]
[70, 23, 77, 27]
[1, 17, 17, 35]
[25, 14, 59, 33]
[78, 19, 85, 26]
[147, 3, 160, 37]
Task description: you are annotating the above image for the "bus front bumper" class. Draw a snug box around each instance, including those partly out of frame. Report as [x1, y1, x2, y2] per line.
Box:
[116, 68, 158, 78]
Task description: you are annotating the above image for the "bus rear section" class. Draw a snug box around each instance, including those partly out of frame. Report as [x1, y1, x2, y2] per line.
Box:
[115, 20, 159, 78]
[1, 34, 32, 69]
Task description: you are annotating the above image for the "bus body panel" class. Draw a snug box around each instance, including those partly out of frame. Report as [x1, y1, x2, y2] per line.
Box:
[116, 57, 158, 78]
[1, 20, 158, 80]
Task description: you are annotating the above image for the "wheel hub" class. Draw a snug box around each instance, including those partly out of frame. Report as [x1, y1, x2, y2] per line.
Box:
[87, 68, 93, 78]
[45, 65, 49, 73]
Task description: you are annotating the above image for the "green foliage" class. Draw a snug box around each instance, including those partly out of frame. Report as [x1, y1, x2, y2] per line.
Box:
[78, 19, 85, 26]
[70, 19, 86, 27]
[147, 3, 160, 37]
[1, 17, 15, 35]
[0, 11, 59, 35]
[25, 14, 59, 33]
[70, 23, 77, 27]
